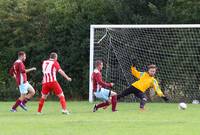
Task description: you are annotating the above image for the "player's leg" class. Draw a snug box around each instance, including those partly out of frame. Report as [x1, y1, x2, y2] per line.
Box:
[11, 94, 26, 112]
[57, 92, 69, 114]
[110, 91, 117, 112]
[93, 89, 113, 112]
[133, 89, 147, 110]
[21, 82, 35, 106]
[11, 83, 28, 112]
[53, 82, 69, 114]
[117, 86, 135, 100]
[102, 91, 117, 110]
[38, 93, 48, 113]
[37, 84, 49, 113]
[93, 100, 110, 112]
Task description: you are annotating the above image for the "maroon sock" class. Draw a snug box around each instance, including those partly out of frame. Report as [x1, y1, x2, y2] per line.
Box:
[12, 99, 21, 110]
[22, 98, 30, 105]
[111, 95, 117, 111]
[96, 101, 110, 109]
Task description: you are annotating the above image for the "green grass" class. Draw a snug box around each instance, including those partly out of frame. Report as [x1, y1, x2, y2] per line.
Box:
[0, 101, 199, 135]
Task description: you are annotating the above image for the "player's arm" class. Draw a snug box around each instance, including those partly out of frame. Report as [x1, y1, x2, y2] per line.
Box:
[9, 66, 14, 76]
[96, 73, 113, 88]
[58, 69, 72, 81]
[18, 62, 36, 73]
[131, 66, 142, 79]
[130, 57, 142, 79]
[9, 66, 16, 79]
[25, 67, 36, 73]
[153, 79, 169, 102]
[55, 61, 71, 81]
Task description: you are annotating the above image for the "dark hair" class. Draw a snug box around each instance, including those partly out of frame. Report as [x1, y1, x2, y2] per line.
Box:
[147, 64, 157, 70]
[50, 52, 57, 59]
[95, 60, 103, 68]
[18, 51, 26, 57]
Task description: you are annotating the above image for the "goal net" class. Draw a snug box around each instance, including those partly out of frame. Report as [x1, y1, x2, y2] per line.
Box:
[89, 25, 200, 103]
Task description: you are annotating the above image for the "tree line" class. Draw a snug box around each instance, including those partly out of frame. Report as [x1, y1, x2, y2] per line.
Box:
[0, 0, 199, 100]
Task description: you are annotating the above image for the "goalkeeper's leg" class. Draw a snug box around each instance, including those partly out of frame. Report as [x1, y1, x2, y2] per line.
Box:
[117, 86, 135, 100]
[132, 89, 147, 109]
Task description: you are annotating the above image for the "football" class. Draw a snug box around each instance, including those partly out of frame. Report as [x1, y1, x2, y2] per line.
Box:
[179, 102, 187, 110]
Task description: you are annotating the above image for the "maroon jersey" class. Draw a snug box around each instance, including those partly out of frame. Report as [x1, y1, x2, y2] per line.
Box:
[42, 59, 61, 84]
[91, 69, 112, 92]
[9, 60, 27, 86]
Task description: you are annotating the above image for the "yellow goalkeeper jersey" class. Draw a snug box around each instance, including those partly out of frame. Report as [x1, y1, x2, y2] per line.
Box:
[131, 66, 164, 97]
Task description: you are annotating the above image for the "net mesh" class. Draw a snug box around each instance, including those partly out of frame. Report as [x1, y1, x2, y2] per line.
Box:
[92, 27, 200, 102]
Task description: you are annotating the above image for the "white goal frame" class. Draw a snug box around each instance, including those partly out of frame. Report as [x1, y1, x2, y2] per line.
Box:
[89, 24, 200, 102]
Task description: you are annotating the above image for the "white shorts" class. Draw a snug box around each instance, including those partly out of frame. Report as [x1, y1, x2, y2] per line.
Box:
[94, 88, 111, 101]
[19, 82, 33, 94]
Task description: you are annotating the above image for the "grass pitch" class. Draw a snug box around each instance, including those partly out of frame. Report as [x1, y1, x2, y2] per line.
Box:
[0, 101, 199, 135]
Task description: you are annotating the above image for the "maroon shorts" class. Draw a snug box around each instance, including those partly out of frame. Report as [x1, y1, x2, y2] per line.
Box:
[42, 81, 63, 96]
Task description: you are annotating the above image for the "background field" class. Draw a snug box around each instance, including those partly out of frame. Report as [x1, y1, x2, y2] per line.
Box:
[0, 101, 199, 135]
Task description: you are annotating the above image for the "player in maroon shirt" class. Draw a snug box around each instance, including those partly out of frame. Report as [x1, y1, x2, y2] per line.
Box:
[92, 60, 117, 112]
[9, 51, 36, 112]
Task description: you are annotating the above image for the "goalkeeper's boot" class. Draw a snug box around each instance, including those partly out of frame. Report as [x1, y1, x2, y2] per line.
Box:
[140, 107, 146, 112]
[93, 104, 98, 112]
[62, 109, 70, 115]
[19, 102, 28, 111]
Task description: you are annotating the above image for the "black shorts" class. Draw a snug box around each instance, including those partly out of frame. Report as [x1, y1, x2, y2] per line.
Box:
[128, 86, 146, 100]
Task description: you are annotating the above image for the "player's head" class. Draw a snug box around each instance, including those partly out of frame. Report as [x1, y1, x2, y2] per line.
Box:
[147, 64, 157, 76]
[50, 52, 58, 60]
[95, 60, 103, 71]
[18, 51, 26, 61]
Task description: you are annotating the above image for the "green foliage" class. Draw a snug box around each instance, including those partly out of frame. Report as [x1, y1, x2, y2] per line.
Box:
[0, 0, 199, 100]
[166, 0, 200, 23]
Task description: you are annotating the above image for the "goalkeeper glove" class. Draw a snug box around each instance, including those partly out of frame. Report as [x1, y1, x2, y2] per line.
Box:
[161, 96, 169, 102]
[131, 58, 138, 67]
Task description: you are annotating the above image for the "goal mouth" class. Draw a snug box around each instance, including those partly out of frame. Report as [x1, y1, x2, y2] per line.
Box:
[89, 24, 200, 103]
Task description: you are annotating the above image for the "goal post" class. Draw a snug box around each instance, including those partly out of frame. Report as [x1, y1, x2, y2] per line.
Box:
[89, 24, 200, 103]
[89, 25, 95, 102]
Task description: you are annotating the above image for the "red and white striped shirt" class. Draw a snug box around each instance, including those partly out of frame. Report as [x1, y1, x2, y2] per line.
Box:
[42, 59, 61, 84]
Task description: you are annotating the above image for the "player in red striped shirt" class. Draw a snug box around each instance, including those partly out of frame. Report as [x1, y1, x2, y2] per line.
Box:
[37, 52, 72, 115]
[9, 51, 36, 112]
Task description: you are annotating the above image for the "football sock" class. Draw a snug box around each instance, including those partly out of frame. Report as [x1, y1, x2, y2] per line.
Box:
[140, 98, 147, 109]
[12, 99, 21, 110]
[22, 98, 30, 105]
[96, 101, 110, 109]
[38, 98, 45, 112]
[59, 96, 67, 110]
[111, 95, 117, 111]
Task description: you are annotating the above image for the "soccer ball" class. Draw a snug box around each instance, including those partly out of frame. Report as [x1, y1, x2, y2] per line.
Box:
[179, 102, 187, 110]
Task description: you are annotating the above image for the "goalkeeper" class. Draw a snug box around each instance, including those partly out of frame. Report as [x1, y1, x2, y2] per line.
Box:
[117, 61, 169, 110]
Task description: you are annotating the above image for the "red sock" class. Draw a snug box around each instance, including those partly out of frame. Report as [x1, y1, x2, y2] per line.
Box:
[22, 98, 30, 105]
[96, 101, 110, 109]
[111, 95, 117, 111]
[12, 99, 21, 110]
[59, 96, 67, 110]
[38, 98, 45, 113]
